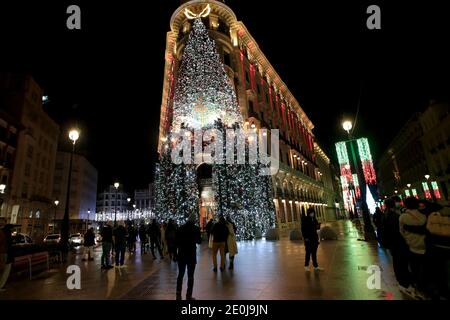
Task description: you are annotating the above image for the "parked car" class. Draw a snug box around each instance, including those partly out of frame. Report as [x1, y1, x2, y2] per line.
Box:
[69, 233, 84, 246]
[44, 234, 61, 244]
[11, 232, 33, 246]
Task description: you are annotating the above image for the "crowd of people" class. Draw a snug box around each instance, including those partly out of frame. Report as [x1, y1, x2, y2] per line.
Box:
[93, 214, 238, 300]
[374, 196, 450, 300]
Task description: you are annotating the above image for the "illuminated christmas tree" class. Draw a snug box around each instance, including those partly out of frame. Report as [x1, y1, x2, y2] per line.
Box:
[155, 18, 275, 238]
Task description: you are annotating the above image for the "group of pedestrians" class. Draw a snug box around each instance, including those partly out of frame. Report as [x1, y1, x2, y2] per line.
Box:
[378, 196, 450, 300]
[99, 219, 169, 269]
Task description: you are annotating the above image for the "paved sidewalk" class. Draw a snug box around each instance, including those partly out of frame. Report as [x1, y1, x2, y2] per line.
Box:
[0, 220, 410, 300]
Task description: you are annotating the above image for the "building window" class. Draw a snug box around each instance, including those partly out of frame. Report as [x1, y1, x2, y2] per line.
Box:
[27, 145, 34, 158]
[245, 71, 250, 84]
[22, 183, 28, 198]
[25, 163, 31, 177]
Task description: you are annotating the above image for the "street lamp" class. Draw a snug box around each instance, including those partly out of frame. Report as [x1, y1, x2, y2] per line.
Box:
[407, 184, 411, 188]
[340, 119, 375, 238]
[53, 200, 59, 233]
[86, 209, 90, 231]
[0, 184, 6, 194]
[61, 129, 79, 260]
[114, 182, 119, 224]
[127, 198, 131, 220]
[342, 120, 353, 135]
[424, 174, 430, 180]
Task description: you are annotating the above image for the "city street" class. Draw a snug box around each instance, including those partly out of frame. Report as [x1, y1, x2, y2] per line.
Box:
[0, 220, 411, 300]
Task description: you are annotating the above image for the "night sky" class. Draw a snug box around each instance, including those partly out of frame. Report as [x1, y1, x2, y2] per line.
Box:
[1, 0, 449, 193]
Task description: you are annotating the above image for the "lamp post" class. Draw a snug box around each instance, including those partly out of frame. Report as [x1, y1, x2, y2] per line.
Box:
[114, 182, 119, 225]
[61, 129, 79, 259]
[53, 200, 59, 233]
[127, 197, 131, 220]
[86, 209, 90, 232]
[341, 120, 375, 238]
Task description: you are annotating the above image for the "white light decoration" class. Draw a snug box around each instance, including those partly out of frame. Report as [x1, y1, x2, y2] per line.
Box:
[184, 4, 211, 20]
[172, 19, 243, 131]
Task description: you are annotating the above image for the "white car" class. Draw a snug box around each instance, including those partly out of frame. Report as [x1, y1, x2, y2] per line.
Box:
[69, 233, 84, 246]
[44, 234, 61, 244]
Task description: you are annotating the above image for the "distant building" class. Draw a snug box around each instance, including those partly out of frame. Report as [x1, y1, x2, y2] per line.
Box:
[0, 73, 60, 239]
[134, 183, 155, 211]
[52, 152, 98, 233]
[378, 101, 449, 203]
[314, 143, 345, 221]
[0, 110, 21, 222]
[97, 185, 131, 220]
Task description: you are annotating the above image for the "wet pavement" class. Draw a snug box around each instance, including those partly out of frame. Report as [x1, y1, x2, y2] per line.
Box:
[0, 220, 411, 300]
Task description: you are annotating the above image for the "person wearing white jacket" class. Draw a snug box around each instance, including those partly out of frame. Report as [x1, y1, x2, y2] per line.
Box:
[399, 197, 427, 298]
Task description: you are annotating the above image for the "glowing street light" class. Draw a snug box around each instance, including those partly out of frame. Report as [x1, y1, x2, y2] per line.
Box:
[0, 184, 5, 194]
[69, 129, 80, 144]
[407, 184, 411, 188]
[424, 174, 430, 180]
[114, 182, 119, 224]
[342, 120, 353, 135]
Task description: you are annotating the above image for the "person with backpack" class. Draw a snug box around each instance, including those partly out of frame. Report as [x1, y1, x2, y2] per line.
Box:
[425, 202, 450, 300]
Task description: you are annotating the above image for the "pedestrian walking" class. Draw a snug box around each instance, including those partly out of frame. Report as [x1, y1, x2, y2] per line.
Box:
[301, 208, 324, 272]
[225, 216, 238, 270]
[166, 219, 178, 262]
[373, 207, 385, 247]
[100, 222, 114, 269]
[127, 224, 137, 254]
[211, 215, 228, 272]
[400, 197, 428, 299]
[82, 227, 96, 261]
[205, 218, 214, 240]
[161, 222, 167, 256]
[113, 222, 128, 268]
[149, 219, 164, 260]
[383, 197, 414, 296]
[175, 214, 202, 300]
[139, 223, 148, 254]
[0, 224, 15, 291]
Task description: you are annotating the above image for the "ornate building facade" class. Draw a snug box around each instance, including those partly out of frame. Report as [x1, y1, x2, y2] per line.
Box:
[158, 0, 342, 230]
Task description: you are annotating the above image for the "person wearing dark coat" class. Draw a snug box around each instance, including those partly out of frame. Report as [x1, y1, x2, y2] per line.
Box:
[373, 207, 385, 247]
[113, 223, 128, 267]
[165, 219, 178, 262]
[138, 224, 148, 254]
[127, 225, 137, 254]
[148, 219, 164, 259]
[211, 215, 229, 272]
[175, 215, 201, 300]
[0, 224, 15, 290]
[301, 208, 323, 271]
[383, 197, 414, 296]
[82, 227, 96, 261]
[205, 218, 214, 240]
[100, 223, 114, 269]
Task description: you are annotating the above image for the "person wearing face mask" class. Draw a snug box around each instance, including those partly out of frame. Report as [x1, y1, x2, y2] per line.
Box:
[301, 208, 323, 272]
